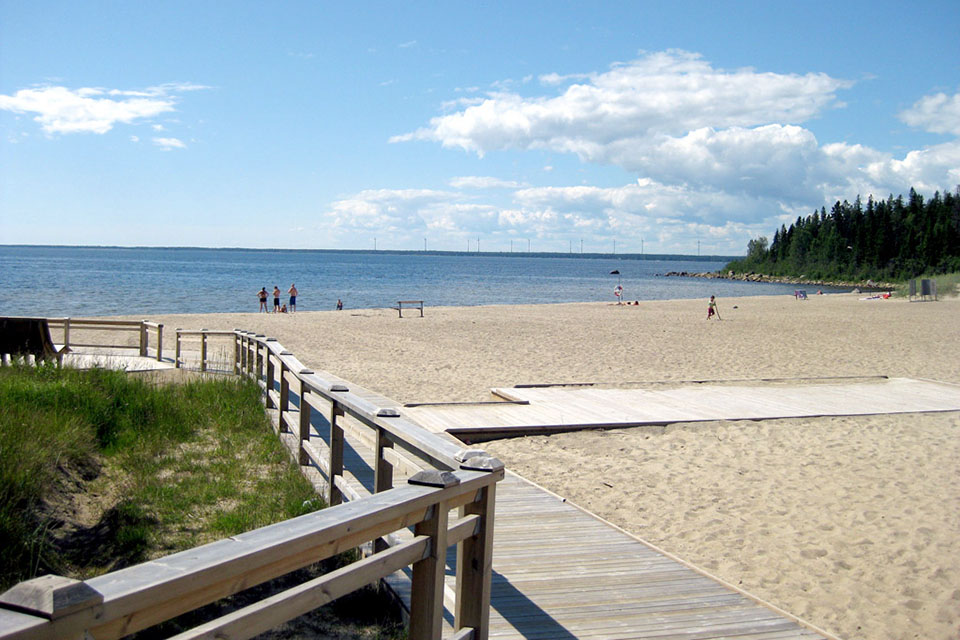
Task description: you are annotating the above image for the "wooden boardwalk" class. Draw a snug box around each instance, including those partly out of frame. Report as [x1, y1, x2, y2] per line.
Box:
[403, 377, 960, 441]
[479, 471, 828, 639]
[273, 389, 834, 639]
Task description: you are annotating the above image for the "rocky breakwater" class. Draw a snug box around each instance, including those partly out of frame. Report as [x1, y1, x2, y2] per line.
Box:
[660, 270, 896, 291]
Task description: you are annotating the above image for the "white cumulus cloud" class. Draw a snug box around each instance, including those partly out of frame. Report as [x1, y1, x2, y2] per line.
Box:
[0, 83, 208, 135]
[394, 50, 851, 156]
[899, 90, 960, 136]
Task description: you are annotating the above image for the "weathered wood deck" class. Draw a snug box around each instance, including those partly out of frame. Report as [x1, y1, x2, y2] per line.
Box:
[402, 377, 960, 441]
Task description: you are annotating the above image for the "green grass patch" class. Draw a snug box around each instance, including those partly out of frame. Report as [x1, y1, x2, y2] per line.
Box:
[0, 365, 324, 590]
[894, 271, 960, 298]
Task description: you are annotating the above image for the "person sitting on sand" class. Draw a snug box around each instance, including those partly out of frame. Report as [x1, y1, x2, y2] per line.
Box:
[280, 304, 288, 313]
[707, 295, 721, 320]
[272, 286, 282, 313]
[257, 287, 268, 312]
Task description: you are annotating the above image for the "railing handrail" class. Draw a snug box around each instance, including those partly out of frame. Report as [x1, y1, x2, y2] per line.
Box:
[238, 331, 472, 472]
[0, 468, 501, 640]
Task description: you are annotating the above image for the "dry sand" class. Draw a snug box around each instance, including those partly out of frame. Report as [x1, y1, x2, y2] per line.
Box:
[126, 293, 959, 640]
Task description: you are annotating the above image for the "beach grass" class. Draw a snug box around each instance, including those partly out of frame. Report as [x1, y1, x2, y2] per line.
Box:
[0, 364, 322, 589]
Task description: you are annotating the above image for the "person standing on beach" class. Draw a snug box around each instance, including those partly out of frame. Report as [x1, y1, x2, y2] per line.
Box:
[288, 284, 298, 313]
[707, 295, 721, 320]
[272, 286, 282, 313]
[257, 287, 268, 312]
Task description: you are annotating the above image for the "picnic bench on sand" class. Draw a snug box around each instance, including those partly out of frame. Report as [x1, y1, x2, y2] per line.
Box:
[394, 300, 424, 318]
[0, 317, 70, 365]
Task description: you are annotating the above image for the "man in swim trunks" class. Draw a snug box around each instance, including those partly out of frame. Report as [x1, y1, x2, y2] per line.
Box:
[288, 284, 298, 313]
[272, 286, 281, 313]
[257, 287, 268, 312]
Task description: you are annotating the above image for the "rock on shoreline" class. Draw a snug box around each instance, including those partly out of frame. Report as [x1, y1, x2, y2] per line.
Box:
[659, 271, 896, 290]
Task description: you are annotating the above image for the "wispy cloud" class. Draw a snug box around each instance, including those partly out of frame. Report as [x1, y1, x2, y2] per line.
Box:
[398, 40, 417, 49]
[448, 176, 528, 189]
[153, 137, 186, 150]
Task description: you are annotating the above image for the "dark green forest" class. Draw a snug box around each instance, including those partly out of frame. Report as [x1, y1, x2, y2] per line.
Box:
[725, 187, 960, 281]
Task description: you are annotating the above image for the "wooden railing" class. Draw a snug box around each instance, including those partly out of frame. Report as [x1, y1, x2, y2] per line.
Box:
[45, 318, 164, 362]
[0, 327, 504, 640]
[174, 328, 236, 372]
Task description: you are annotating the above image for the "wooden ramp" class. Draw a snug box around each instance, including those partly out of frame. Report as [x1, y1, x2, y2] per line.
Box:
[403, 377, 960, 441]
[270, 397, 833, 639]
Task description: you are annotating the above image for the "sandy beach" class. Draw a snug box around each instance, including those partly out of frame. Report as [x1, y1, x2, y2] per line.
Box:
[122, 292, 959, 640]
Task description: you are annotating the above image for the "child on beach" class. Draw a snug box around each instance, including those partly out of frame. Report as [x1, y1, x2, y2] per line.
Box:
[707, 295, 721, 320]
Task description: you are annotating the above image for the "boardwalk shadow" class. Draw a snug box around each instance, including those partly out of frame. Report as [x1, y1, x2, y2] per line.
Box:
[488, 570, 577, 639]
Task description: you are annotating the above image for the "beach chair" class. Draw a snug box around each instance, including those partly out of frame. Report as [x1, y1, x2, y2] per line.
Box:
[797, 290, 808, 300]
[0, 317, 70, 365]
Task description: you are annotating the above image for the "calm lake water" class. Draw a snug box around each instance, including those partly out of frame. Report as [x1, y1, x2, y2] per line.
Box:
[0, 246, 843, 317]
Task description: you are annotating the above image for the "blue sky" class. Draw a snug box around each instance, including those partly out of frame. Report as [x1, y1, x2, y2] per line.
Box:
[2, 1, 958, 255]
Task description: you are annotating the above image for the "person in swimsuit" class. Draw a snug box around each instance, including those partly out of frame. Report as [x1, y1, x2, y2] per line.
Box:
[707, 295, 721, 320]
[272, 286, 281, 313]
[257, 287, 268, 312]
[288, 284, 298, 313]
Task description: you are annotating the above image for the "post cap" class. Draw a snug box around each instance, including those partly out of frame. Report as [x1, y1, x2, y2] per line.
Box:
[408, 470, 460, 488]
[455, 448, 487, 463]
[376, 408, 401, 418]
[329, 384, 349, 392]
[0, 575, 103, 620]
[459, 455, 505, 472]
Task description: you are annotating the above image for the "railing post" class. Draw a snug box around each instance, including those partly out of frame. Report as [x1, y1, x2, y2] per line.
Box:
[298, 375, 313, 466]
[278, 356, 290, 432]
[255, 336, 265, 382]
[455, 482, 497, 640]
[239, 333, 248, 374]
[156, 324, 163, 362]
[200, 330, 208, 373]
[175, 329, 182, 368]
[63, 317, 71, 350]
[328, 400, 345, 506]
[265, 353, 276, 409]
[374, 427, 395, 554]
[408, 471, 457, 640]
[234, 332, 240, 374]
[139, 321, 147, 357]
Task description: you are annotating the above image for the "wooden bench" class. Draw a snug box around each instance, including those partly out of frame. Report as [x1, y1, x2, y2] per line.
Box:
[394, 300, 424, 318]
[0, 317, 70, 365]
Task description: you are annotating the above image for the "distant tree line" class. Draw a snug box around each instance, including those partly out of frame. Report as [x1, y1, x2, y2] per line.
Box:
[725, 187, 960, 281]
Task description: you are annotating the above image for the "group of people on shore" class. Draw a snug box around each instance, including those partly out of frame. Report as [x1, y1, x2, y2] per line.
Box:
[258, 284, 298, 313]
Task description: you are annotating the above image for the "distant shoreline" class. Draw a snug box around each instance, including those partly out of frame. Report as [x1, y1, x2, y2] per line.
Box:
[0, 244, 736, 263]
[660, 270, 897, 290]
